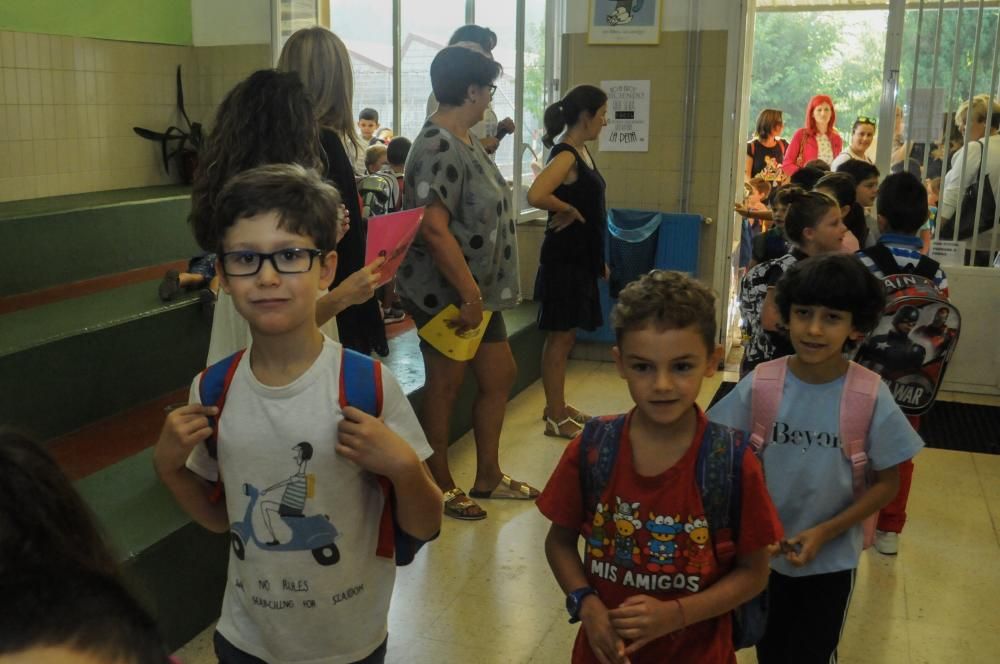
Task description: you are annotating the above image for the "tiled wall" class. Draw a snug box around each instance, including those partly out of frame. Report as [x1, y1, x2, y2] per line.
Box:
[0, 31, 270, 202]
[562, 31, 729, 283]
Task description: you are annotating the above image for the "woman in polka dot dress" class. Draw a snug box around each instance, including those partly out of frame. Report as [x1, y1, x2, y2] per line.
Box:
[527, 85, 609, 439]
[396, 45, 536, 521]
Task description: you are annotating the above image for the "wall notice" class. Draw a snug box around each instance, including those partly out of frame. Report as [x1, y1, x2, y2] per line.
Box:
[599, 80, 650, 153]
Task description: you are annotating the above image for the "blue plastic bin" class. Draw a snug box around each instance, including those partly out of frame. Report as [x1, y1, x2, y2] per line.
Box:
[576, 209, 702, 344]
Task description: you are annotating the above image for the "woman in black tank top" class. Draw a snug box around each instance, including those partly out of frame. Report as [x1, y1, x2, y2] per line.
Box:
[527, 85, 609, 439]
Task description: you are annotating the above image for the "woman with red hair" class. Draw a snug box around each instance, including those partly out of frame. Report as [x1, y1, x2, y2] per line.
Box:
[783, 94, 843, 177]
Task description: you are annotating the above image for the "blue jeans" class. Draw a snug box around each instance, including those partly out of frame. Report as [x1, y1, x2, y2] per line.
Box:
[213, 631, 387, 664]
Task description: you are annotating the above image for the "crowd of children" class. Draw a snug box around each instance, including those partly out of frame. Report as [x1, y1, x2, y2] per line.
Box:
[1, 26, 968, 664]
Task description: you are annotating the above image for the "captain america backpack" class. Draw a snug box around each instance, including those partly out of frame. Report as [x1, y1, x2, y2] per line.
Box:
[853, 244, 961, 415]
[198, 346, 426, 566]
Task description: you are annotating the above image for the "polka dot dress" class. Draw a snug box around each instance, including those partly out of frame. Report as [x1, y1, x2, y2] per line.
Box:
[396, 121, 521, 315]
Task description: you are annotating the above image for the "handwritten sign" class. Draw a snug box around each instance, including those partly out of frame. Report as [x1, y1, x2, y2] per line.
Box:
[928, 239, 966, 267]
[599, 80, 650, 153]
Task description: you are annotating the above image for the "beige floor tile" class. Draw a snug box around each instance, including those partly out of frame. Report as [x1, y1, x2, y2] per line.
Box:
[526, 618, 580, 664]
[172, 623, 215, 664]
[420, 592, 562, 663]
[386, 634, 508, 664]
[839, 616, 911, 664]
[850, 552, 909, 621]
[908, 449, 983, 499]
[907, 618, 1000, 664]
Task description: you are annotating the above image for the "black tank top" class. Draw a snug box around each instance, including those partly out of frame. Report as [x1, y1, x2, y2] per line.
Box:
[539, 143, 607, 276]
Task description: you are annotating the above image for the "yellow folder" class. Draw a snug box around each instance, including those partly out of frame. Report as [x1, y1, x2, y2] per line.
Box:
[417, 305, 493, 361]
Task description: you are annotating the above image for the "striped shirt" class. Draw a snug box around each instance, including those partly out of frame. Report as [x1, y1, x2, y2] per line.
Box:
[857, 234, 949, 295]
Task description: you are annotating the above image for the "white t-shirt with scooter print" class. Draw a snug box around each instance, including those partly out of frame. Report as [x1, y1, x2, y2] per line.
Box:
[186, 337, 431, 664]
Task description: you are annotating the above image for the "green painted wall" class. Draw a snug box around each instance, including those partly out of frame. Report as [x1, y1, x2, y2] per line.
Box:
[0, 0, 192, 45]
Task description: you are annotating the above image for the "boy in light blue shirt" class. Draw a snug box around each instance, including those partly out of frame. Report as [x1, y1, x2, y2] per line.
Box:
[709, 254, 923, 664]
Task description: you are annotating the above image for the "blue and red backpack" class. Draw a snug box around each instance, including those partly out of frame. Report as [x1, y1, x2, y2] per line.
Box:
[197, 346, 425, 566]
[578, 415, 767, 650]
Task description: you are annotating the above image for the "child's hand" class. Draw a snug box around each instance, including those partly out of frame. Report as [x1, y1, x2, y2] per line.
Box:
[336, 406, 420, 481]
[340, 257, 385, 307]
[608, 595, 682, 654]
[784, 526, 829, 567]
[153, 404, 217, 474]
[580, 597, 630, 664]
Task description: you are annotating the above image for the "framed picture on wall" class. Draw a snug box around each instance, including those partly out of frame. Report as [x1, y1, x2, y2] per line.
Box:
[588, 0, 662, 45]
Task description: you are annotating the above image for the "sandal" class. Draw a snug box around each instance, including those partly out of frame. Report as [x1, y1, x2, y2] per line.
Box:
[443, 487, 487, 520]
[541, 405, 592, 424]
[544, 415, 583, 439]
[468, 474, 540, 500]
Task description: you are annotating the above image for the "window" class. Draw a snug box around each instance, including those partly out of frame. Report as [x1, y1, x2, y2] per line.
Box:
[287, 0, 558, 220]
[400, 0, 466, 140]
[329, 0, 395, 136]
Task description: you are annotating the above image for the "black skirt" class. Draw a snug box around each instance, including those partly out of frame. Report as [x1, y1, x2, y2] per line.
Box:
[534, 262, 602, 332]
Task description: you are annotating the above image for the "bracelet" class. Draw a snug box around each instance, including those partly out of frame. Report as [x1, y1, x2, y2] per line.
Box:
[460, 296, 482, 307]
[673, 598, 686, 630]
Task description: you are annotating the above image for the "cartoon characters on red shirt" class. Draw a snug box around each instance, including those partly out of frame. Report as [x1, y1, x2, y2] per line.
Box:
[589, 497, 715, 593]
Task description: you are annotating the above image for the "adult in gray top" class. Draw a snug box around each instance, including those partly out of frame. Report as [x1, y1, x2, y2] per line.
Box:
[425, 25, 515, 158]
[398, 45, 533, 522]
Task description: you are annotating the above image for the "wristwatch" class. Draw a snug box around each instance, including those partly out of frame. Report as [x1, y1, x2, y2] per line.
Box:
[566, 586, 598, 624]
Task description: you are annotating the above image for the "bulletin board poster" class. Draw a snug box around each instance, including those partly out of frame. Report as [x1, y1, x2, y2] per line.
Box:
[599, 80, 651, 152]
[589, 0, 662, 44]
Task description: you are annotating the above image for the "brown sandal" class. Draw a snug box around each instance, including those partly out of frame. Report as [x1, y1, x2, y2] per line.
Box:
[468, 474, 540, 500]
[443, 487, 487, 520]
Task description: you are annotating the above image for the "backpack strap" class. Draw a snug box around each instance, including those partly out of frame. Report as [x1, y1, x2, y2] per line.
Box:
[338, 348, 412, 563]
[578, 415, 627, 518]
[696, 422, 748, 570]
[912, 254, 941, 281]
[750, 357, 788, 453]
[861, 243, 899, 277]
[840, 361, 881, 548]
[339, 347, 383, 416]
[197, 349, 246, 503]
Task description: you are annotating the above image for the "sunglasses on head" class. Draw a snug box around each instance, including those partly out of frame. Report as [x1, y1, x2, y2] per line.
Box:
[855, 116, 876, 127]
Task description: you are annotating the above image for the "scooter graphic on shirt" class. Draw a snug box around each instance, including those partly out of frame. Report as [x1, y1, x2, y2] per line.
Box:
[230, 482, 341, 566]
[229, 443, 340, 566]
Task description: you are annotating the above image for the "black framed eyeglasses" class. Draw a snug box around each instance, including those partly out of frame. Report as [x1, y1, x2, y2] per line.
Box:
[220, 248, 324, 277]
[488, 84, 497, 99]
[855, 116, 876, 127]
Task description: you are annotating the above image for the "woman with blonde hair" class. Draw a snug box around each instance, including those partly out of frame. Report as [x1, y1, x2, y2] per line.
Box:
[280, 27, 388, 356]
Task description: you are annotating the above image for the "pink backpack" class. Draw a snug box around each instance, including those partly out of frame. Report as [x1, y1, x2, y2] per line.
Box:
[749, 357, 881, 548]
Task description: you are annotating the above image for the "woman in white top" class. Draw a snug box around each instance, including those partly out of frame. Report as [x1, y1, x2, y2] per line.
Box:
[830, 116, 876, 169]
[939, 94, 1000, 264]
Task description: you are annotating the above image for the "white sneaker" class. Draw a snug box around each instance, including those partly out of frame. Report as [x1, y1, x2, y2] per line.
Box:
[874, 530, 899, 555]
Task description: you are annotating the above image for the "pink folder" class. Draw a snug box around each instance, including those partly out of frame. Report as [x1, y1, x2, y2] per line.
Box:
[364, 207, 424, 287]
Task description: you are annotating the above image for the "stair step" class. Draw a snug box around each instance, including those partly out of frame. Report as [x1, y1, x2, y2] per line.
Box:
[0, 185, 197, 297]
[0, 279, 210, 440]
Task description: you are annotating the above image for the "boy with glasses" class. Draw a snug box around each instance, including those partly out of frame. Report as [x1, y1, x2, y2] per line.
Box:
[154, 164, 441, 664]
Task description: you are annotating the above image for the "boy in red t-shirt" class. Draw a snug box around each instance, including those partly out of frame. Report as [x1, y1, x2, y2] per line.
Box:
[537, 270, 782, 664]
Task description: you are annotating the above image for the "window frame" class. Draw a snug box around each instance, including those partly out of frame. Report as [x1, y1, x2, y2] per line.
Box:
[278, 0, 559, 222]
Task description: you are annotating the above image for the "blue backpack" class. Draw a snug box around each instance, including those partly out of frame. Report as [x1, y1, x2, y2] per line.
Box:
[579, 415, 768, 650]
[198, 346, 426, 566]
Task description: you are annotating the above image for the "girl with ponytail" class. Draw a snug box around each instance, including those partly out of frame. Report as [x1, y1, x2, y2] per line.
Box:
[738, 187, 846, 376]
[527, 84, 608, 438]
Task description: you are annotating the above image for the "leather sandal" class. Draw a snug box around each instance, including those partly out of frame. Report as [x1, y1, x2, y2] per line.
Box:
[442, 487, 487, 520]
[468, 474, 540, 500]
